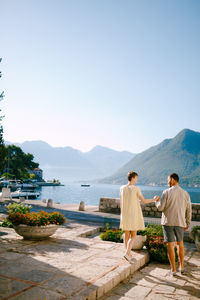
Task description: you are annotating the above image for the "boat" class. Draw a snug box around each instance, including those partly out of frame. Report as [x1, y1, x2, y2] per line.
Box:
[11, 189, 40, 199]
[81, 184, 90, 187]
[0, 188, 41, 200]
[0, 180, 11, 188]
[0, 179, 39, 191]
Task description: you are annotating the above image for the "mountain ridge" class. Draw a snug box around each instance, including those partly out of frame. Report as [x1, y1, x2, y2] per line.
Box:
[100, 129, 200, 186]
[6, 128, 200, 185]
[5, 140, 135, 180]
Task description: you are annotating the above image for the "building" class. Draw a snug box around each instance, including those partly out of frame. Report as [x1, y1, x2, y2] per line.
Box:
[32, 168, 43, 181]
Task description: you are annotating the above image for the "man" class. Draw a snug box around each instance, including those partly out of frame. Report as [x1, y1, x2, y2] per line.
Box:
[156, 173, 191, 275]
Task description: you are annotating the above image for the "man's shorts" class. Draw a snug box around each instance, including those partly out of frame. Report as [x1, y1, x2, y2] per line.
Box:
[162, 225, 184, 242]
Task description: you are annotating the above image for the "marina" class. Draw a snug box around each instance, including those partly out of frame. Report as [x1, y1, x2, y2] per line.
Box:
[0, 179, 38, 190]
[0, 179, 41, 200]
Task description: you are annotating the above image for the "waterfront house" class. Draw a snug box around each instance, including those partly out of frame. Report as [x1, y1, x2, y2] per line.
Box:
[32, 168, 43, 181]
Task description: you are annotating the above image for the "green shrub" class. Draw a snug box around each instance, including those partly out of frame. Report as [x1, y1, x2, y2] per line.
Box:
[5, 202, 32, 214]
[0, 219, 13, 228]
[100, 228, 147, 243]
[145, 224, 163, 236]
[137, 229, 147, 236]
[144, 224, 178, 263]
[100, 229, 124, 243]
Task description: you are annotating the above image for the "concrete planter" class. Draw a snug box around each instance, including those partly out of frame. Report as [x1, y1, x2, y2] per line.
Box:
[13, 224, 58, 240]
[123, 234, 147, 250]
[132, 235, 147, 250]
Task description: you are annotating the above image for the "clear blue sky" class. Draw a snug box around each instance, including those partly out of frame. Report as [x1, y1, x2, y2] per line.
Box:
[1, 0, 200, 153]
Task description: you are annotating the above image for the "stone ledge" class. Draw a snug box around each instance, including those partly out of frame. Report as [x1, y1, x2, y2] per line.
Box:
[99, 198, 200, 221]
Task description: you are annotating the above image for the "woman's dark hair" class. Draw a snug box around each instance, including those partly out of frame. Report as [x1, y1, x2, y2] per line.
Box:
[127, 171, 138, 181]
[169, 173, 179, 182]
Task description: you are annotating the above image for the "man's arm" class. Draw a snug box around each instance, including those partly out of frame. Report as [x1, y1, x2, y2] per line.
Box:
[155, 190, 167, 211]
[185, 195, 192, 229]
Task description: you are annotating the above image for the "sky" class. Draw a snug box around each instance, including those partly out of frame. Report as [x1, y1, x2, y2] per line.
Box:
[0, 0, 200, 153]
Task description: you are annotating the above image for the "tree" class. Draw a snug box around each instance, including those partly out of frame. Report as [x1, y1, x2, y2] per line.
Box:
[3, 145, 39, 179]
[0, 58, 6, 174]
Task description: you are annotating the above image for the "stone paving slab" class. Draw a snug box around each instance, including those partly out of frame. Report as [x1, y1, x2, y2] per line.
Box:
[102, 243, 200, 300]
[0, 222, 149, 300]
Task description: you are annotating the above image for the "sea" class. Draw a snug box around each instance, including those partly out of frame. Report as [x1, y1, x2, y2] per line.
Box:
[37, 182, 200, 205]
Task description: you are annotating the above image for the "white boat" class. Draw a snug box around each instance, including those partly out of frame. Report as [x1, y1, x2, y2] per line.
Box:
[11, 189, 40, 199]
[0, 189, 41, 200]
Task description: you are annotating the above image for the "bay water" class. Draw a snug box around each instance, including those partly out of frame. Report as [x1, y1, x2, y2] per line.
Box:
[37, 182, 200, 205]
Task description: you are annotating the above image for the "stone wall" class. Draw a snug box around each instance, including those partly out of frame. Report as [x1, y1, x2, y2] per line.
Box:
[99, 197, 200, 221]
[99, 198, 120, 214]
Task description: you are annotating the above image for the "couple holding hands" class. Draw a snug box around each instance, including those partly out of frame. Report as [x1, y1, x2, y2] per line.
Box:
[120, 171, 191, 276]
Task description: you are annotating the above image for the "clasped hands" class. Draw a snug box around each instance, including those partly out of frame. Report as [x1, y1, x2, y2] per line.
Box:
[153, 195, 160, 202]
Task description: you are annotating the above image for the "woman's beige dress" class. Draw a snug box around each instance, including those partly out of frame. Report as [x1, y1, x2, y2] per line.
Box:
[120, 184, 145, 231]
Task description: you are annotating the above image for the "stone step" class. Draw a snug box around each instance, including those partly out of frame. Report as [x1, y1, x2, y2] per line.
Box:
[70, 250, 149, 300]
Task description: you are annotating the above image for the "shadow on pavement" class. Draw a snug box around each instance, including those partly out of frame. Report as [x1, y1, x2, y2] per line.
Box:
[0, 230, 99, 299]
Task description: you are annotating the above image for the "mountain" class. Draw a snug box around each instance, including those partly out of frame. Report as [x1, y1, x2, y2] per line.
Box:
[101, 129, 200, 186]
[17, 141, 92, 168]
[84, 145, 134, 175]
[5, 141, 135, 181]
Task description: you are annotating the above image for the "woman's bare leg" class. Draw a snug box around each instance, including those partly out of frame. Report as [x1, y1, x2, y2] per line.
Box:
[126, 231, 137, 256]
[124, 231, 130, 250]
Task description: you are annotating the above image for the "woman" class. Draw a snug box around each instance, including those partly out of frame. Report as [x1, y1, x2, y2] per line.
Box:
[120, 171, 159, 262]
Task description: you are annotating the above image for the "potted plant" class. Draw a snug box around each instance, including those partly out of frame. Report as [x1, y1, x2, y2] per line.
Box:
[99, 224, 146, 250]
[6, 202, 65, 240]
[132, 230, 147, 250]
[190, 226, 200, 251]
[121, 230, 147, 250]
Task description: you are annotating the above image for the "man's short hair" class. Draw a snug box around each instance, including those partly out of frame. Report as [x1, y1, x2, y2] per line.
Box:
[169, 173, 179, 182]
[127, 171, 138, 181]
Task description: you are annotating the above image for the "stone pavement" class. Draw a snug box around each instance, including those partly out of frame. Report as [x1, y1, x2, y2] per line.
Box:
[0, 202, 200, 300]
[102, 242, 200, 300]
[0, 220, 149, 300]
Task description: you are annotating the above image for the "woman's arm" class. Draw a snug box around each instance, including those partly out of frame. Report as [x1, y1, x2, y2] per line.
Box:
[139, 194, 159, 204]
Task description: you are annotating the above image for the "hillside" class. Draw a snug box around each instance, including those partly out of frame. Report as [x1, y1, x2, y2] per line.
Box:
[101, 129, 200, 186]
